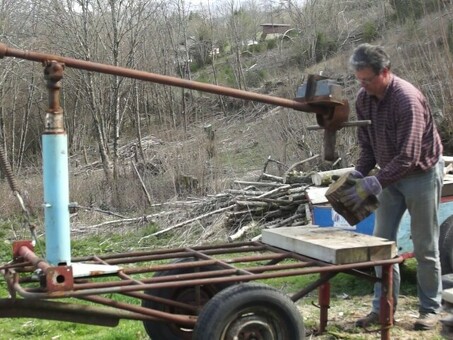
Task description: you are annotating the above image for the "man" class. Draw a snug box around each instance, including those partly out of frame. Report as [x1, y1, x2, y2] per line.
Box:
[343, 43, 444, 331]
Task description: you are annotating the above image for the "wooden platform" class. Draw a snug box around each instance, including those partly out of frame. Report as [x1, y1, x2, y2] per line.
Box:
[262, 226, 397, 264]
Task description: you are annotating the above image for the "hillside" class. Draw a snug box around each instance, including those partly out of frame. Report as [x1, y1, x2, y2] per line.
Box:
[1, 1, 453, 232]
[1, 2, 453, 339]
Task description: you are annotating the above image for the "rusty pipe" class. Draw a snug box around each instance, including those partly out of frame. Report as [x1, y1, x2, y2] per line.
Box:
[0, 43, 336, 115]
[17, 245, 50, 273]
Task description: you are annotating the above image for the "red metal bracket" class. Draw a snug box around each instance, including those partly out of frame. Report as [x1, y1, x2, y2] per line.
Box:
[46, 265, 74, 292]
[12, 240, 34, 261]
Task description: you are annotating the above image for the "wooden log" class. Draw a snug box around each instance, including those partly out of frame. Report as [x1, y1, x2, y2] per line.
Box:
[248, 197, 307, 205]
[257, 184, 291, 198]
[325, 172, 379, 226]
[265, 213, 305, 229]
[283, 154, 320, 184]
[228, 221, 257, 242]
[235, 200, 270, 208]
[311, 167, 355, 186]
[259, 173, 284, 183]
[234, 180, 283, 187]
[227, 189, 266, 196]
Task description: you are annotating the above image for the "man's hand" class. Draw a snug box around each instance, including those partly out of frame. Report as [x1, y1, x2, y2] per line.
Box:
[340, 176, 382, 211]
[349, 169, 363, 179]
[332, 169, 363, 182]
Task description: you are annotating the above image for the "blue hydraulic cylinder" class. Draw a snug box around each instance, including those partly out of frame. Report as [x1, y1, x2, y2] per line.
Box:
[43, 133, 71, 265]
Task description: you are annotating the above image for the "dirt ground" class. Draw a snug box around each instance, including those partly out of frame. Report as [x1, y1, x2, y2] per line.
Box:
[298, 294, 450, 339]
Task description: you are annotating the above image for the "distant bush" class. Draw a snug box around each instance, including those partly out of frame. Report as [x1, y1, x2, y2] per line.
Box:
[266, 39, 278, 50]
[389, 0, 444, 22]
[362, 21, 379, 42]
[189, 61, 202, 73]
[315, 32, 338, 62]
[247, 42, 266, 54]
[448, 21, 453, 55]
[196, 71, 210, 83]
[219, 64, 236, 87]
[245, 69, 266, 88]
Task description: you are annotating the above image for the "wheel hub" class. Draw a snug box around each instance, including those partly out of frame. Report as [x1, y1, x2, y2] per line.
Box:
[226, 315, 277, 340]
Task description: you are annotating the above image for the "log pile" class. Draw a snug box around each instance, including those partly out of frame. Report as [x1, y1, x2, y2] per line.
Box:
[74, 156, 356, 244]
[225, 180, 310, 239]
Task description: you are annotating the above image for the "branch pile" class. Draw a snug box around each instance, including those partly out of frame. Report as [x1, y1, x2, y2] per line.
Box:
[73, 155, 352, 244]
[141, 162, 319, 242]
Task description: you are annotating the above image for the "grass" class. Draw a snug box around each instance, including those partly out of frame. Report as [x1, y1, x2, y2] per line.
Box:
[0, 218, 193, 340]
[0, 317, 148, 340]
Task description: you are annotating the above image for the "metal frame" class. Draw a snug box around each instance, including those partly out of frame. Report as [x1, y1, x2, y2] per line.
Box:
[1, 240, 402, 339]
[0, 43, 400, 339]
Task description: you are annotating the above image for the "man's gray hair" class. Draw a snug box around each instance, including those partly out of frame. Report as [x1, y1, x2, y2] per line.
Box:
[349, 43, 391, 74]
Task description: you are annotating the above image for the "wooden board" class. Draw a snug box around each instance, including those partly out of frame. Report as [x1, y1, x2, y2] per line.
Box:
[262, 226, 396, 264]
[305, 186, 329, 204]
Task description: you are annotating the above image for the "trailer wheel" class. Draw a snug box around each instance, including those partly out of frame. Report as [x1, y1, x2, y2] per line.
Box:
[192, 282, 305, 340]
[142, 258, 232, 340]
[440, 215, 453, 275]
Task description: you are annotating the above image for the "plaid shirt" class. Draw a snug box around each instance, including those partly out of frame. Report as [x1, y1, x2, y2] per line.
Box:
[354, 74, 442, 188]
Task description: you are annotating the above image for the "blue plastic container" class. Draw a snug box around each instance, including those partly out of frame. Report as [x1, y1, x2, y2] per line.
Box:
[312, 205, 374, 235]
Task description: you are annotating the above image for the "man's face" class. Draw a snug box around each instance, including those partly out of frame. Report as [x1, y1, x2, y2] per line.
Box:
[355, 67, 388, 98]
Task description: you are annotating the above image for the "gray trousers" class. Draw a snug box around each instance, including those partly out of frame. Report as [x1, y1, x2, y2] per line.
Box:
[371, 160, 444, 314]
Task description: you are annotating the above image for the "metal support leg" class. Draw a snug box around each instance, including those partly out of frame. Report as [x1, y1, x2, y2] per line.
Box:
[379, 263, 394, 340]
[318, 275, 330, 333]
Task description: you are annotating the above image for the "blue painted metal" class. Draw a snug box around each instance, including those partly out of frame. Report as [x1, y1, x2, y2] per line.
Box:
[43, 134, 71, 265]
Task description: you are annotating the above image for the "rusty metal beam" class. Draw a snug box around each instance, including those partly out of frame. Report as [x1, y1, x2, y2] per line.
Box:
[0, 43, 338, 115]
[0, 299, 127, 326]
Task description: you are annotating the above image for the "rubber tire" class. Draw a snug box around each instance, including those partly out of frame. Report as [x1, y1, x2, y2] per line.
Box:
[142, 258, 232, 340]
[192, 282, 305, 340]
[440, 215, 453, 275]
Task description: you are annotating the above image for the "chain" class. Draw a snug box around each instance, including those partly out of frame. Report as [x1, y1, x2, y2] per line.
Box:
[0, 140, 42, 254]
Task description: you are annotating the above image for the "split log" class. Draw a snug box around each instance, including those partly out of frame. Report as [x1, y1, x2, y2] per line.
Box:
[325, 172, 379, 225]
[311, 167, 355, 186]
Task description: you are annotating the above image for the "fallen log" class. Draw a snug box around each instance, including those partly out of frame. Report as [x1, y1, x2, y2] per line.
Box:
[234, 180, 283, 187]
[264, 213, 305, 229]
[227, 189, 266, 196]
[228, 221, 258, 242]
[311, 167, 355, 186]
[142, 204, 236, 239]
